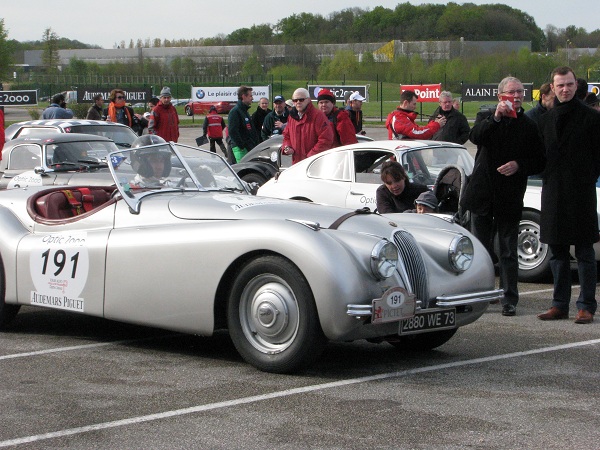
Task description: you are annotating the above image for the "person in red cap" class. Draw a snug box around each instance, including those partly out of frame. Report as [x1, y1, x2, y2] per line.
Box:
[202, 105, 227, 156]
[317, 88, 358, 147]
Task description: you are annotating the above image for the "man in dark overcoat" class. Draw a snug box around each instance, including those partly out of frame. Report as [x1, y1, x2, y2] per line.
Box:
[460, 76, 546, 317]
[537, 66, 600, 324]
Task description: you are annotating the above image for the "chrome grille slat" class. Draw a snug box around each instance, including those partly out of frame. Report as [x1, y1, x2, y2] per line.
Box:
[393, 230, 429, 307]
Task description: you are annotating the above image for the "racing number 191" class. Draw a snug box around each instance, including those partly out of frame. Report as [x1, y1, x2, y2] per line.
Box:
[41, 249, 79, 278]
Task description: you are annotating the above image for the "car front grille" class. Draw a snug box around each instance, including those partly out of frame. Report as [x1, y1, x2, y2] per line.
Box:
[393, 230, 429, 308]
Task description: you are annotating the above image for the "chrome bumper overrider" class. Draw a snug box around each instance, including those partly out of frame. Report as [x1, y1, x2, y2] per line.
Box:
[346, 289, 503, 319]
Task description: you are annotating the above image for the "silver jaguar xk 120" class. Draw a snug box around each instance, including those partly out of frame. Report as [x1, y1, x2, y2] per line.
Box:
[0, 142, 502, 373]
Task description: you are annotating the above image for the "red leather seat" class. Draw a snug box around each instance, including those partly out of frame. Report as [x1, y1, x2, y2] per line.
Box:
[35, 189, 111, 219]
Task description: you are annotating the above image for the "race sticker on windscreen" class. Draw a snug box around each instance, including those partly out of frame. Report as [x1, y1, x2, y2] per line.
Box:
[29, 233, 89, 312]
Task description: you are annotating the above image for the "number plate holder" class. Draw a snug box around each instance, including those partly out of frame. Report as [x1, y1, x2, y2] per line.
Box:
[372, 287, 416, 325]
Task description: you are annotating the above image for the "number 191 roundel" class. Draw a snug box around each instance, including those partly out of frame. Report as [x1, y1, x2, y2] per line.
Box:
[29, 233, 90, 312]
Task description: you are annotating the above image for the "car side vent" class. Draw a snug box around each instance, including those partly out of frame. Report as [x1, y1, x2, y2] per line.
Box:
[393, 230, 429, 307]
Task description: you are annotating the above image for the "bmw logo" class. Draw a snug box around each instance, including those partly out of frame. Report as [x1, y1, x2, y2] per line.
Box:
[195, 90, 205, 100]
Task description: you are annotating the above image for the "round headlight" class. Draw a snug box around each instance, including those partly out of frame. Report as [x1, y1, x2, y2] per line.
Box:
[371, 240, 398, 279]
[449, 235, 474, 272]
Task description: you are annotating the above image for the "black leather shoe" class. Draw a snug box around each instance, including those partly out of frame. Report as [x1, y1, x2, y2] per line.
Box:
[502, 304, 516, 316]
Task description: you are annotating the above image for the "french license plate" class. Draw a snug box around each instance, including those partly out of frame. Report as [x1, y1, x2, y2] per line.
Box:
[400, 308, 456, 334]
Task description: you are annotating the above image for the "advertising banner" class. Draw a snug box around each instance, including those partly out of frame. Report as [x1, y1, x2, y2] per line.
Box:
[0, 90, 38, 106]
[461, 83, 533, 102]
[588, 83, 600, 95]
[400, 84, 442, 103]
[307, 85, 368, 102]
[191, 86, 270, 103]
[76, 88, 152, 104]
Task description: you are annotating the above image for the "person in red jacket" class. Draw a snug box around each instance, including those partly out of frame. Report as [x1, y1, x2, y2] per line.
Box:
[386, 90, 446, 140]
[202, 106, 227, 156]
[148, 87, 179, 142]
[316, 88, 358, 147]
[282, 88, 334, 164]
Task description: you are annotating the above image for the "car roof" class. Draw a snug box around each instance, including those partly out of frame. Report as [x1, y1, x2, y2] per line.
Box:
[5, 119, 133, 140]
[8, 133, 113, 145]
[9, 119, 130, 129]
[331, 139, 466, 152]
[282, 139, 468, 169]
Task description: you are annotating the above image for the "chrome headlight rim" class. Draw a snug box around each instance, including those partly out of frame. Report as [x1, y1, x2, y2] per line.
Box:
[371, 239, 398, 280]
[449, 234, 474, 273]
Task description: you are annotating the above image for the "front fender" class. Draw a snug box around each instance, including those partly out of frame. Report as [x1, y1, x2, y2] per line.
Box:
[232, 161, 278, 181]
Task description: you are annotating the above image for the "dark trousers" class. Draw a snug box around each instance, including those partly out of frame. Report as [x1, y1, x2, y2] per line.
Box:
[209, 138, 227, 156]
[471, 212, 519, 306]
[549, 243, 597, 314]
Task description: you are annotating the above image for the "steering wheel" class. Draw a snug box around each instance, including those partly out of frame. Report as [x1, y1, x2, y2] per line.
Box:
[412, 170, 430, 185]
[366, 155, 390, 173]
[177, 175, 191, 187]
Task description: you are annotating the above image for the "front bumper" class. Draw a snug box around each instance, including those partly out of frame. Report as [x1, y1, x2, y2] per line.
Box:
[346, 288, 503, 319]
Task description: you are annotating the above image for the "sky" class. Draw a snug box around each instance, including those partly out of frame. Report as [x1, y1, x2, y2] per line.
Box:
[2, 0, 598, 49]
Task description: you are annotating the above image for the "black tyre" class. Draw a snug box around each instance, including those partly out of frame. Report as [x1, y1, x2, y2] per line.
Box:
[387, 328, 457, 351]
[241, 172, 268, 186]
[185, 106, 192, 116]
[227, 256, 326, 373]
[0, 258, 20, 329]
[517, 210, 550, 282]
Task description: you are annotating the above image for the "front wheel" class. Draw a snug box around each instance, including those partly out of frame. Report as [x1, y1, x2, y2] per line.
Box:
[386, 328, 457, 351]
[517, 210, 550, 282]
[185, 106, 192, 116]
[227, 256, 326, 373]
[241, 172, 268, 186]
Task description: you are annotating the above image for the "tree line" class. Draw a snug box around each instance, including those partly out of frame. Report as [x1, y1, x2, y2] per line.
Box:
[6, 3, 600, 54]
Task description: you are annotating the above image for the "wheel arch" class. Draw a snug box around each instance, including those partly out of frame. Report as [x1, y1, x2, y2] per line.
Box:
[233, 162, 277, 181]
[0, 252, 21, 328]
[214, 250, 306, 330]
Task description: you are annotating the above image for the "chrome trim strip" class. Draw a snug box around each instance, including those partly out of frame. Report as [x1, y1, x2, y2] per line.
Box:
[435, 289, 504, 307]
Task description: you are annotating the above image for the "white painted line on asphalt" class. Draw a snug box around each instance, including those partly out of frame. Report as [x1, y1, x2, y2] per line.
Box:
[519, 287, 555, 295]
[1, 337, 599, 448]
[0, 341, 126, 361]
[0, 336, 175, 362]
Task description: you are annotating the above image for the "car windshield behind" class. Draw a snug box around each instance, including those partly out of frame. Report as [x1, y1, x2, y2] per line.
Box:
[108, 143, 247, 211]
[401, 147, 474, 185]
[68, 125, 138, 148]
[46, 141, 117, 167]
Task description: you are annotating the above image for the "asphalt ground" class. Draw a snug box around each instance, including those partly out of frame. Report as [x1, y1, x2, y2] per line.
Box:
[1, 280, 600, 448]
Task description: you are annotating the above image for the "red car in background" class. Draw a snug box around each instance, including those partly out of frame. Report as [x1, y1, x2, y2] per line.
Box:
[184, 101, 235, 116]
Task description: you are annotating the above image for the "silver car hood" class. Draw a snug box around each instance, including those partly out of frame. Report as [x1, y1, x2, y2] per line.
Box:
[168, 193, 377, 228]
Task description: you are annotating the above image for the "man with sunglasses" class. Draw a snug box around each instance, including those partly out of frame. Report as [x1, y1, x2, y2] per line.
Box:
[461, 76, 545, 317]
[282, 88, 334, 165]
